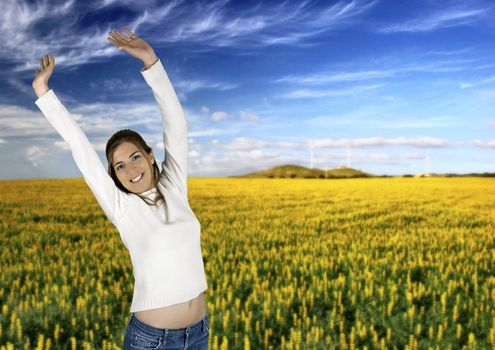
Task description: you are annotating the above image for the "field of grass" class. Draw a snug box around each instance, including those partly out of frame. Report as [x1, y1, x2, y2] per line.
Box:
[0, 177, 494, 350]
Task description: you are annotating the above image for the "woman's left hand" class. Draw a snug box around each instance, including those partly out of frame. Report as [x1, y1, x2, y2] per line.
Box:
[108, 28, 158, 67]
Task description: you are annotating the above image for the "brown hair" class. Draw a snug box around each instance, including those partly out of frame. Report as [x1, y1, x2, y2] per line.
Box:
[105, 129, 164, 206]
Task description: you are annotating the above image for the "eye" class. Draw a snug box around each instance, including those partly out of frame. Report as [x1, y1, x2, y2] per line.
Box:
[133, 154, 140, 160]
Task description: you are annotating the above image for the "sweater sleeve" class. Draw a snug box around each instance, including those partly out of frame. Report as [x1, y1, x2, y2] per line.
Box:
[35, 89, 129, 226]
[140, 59, 188, 198]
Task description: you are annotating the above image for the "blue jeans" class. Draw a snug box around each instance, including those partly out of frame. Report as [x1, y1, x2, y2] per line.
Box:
[123, 313, 209, 349]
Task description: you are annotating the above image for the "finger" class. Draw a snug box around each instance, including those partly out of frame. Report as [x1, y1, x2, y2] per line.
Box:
[50, 56, 55, 65]
[124, 28, 136, 38]
[35, 68, 40, 77]
[109, 31, 127, 45]
[43, 55, 50, 68]
[107, 36, 118, 46]
[107, 36, 123, 50]
[40, 58, 45, 70]
[113, 30, 131, 42]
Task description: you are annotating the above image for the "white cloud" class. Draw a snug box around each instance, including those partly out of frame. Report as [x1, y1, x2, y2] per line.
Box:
[154, 0, 377, 48]
[190, 149, 300, 177]
[219, 137, 269, 150]
[0, 98, 195, 159]
[282, 84, 385, 98]
[403, 152, 427, 160]
[54, 140, 70, 151]
[189, 128, 224, 137]
[276, 60, 478, 86]
[0, 104, 57, 137]
[88, 78, 144, 93]
[306, 114, 458, 129]
[275, 141, 302, 150]
[239, 111, 259, 122]
[378, 6, 490, 33]
[311, 136, 449, 148]
[276, 70, 395, 84]
[188, 150, 200, 158]
[56, 100, 169, 136]
[211, 111, 228, 121]
[175, 80, 237, 93]
[369, 116, 457, 129]
[7, 78, 35, 95]
[460, 75, 495, 89]
[26, 145, 47, 167]
[473, 139, 495, 148]
[1, 0, 377, 79]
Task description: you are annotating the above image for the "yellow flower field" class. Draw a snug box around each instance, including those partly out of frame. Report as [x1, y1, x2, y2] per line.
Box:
[0, 177, 494, 350]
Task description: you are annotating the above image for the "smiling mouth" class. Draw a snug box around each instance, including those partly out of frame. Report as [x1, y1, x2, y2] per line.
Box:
[130, 172, 144, 183]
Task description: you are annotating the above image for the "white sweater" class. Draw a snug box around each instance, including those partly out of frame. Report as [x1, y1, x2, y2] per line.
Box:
[34, 58, 208, 313]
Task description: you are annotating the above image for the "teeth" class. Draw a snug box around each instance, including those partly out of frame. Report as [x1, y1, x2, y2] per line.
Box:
[131, 173, 143, 183]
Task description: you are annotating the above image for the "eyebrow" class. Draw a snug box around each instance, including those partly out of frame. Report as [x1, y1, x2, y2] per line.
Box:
[114, 151, 141, 167]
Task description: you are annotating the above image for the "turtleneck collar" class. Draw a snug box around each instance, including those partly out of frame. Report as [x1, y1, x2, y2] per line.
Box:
[139, 187, 157, 197]
[138, 186, 165, 206]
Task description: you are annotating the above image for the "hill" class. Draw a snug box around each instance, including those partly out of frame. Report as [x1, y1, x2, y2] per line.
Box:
[228, 164, 373, 179]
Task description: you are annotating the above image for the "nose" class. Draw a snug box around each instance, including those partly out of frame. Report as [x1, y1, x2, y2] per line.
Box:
[126, 167, 140, 177]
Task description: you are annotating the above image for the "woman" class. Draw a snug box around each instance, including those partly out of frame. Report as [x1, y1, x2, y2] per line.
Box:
[32, 28, 209, 349]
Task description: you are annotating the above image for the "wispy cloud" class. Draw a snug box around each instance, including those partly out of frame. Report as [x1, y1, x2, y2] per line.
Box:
[7, 78, 35, 95]
[0, 97, 188, 141]
[473, 139, 495, 148]
[311, 137, 449, 148]
[88, 79, 145, 94]
[460, 75, 495, 89]
[3, 6, 115, 73]
[155, 0, 377, 47]
[378, 6, 491, 33]
[0, 104, 56, 137]
[175, 79, 237, 93]
[277, 70, 394, 84]
[276, 60, 479, 86]
[305, 115, 457, 129]
[367, 116, 457, 129]
[2, 0, 377, 76]
[282, 83, 385, 98]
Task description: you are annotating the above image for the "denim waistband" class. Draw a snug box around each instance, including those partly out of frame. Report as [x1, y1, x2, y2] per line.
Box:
[129, 313, 209, 338]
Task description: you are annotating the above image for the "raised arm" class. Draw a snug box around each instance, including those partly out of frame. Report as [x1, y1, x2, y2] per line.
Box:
[108, 28, 188, 198]
[32, 55, 128, 226]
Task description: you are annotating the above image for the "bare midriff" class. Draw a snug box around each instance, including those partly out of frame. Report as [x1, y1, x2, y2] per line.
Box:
[133, 292, 207, 329]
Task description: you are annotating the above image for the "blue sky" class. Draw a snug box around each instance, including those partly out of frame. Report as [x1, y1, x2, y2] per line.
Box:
[0, 0, 494, 179]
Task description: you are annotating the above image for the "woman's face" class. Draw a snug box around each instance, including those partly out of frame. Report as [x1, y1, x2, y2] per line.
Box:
[112, 141, 155, 193]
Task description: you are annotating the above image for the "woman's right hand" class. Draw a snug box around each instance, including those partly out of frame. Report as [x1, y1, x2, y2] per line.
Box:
[32, 55, 55, 98]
